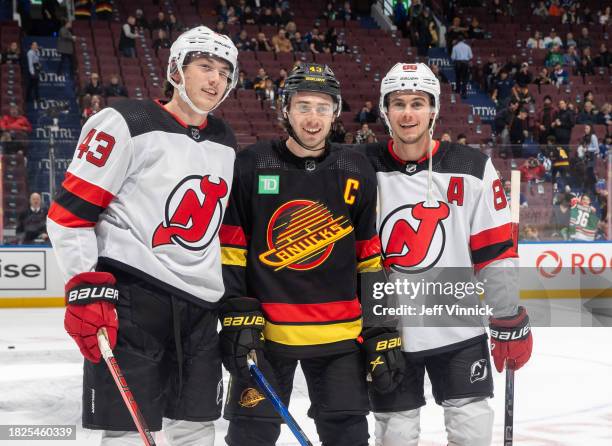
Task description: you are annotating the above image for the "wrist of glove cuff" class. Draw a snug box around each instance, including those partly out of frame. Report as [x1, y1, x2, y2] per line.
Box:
[65, 272, 119, 306]
[490, 306, 531, 341]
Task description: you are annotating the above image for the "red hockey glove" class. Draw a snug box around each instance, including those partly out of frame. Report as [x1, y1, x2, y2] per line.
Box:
[359, 327, 405, 393]
[490, 306, 532, 372]
[64, 272, 119, 363]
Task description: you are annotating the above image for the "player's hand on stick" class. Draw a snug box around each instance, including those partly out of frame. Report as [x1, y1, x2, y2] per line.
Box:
[490, 306, 533, 372]
[219, 297, 267, 380]
[64, 272, 119, 363]
[359, 327, 405, 393]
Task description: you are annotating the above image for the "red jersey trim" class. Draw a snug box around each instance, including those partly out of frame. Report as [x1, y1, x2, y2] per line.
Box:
[154, 99, 208, 129]
[62, 173, 115, 208]
[48, 202, 97, 228]
[219, 224, 247, 247]
[387, 139, 440, 164]
[355, 235, 382, 260]
[470, 223, 513, 251]
[262, 297, 362, 323]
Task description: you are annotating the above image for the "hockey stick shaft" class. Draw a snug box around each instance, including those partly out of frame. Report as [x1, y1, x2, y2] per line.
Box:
[97, 329, 157, 446]
[247, 354, 314, 446]
[504, 169, 521, 445]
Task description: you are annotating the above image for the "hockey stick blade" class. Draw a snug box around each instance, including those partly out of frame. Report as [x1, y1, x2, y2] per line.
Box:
[247, 354, 314, 446]
[97, 329, 157, 446]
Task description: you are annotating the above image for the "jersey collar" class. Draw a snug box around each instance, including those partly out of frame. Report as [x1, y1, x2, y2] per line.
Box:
[276, 139, 333, 171]
[384, 139, 442, 175]
[154, 99, 208, 130]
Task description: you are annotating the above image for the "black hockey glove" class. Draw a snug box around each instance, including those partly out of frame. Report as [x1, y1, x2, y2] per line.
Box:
[219, 297, 266, 380]
[359, 327, 405, 394]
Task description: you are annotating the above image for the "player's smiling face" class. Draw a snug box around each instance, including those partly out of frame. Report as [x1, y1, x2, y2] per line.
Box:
[182, 55, 231, 110]
[387, 91, 435, 145]
[288, 91, 335, 149]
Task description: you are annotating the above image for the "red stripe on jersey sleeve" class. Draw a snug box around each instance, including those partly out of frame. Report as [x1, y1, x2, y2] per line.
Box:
[48, 202, 97, 228]
[355, 235, 382, 260]
[262, 297, 362, 323]
[470, 223, 513, 251]
[473, 245, 518, 271]
[62, 172, 115, 208]
[219, 224, 247, 247]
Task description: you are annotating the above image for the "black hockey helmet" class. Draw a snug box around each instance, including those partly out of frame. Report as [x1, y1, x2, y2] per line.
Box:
[281, 62, 342, 118]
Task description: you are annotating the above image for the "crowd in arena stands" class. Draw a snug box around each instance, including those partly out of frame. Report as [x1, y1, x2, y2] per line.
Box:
[0, 103, 32, 156]
[16, 193, 49, 245]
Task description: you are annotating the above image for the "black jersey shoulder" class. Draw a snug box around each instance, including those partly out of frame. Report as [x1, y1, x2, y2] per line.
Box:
[349, 142, 394, 173]
[329, 143, 378, 180]
[436, 142, 489, 180]
[109, 99, 237, 149]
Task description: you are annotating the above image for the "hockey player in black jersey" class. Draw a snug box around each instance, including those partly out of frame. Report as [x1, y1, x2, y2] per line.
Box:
[47, 27, 240, 445]
[356, 63, 533, 445]
[219, 63, 404, 446]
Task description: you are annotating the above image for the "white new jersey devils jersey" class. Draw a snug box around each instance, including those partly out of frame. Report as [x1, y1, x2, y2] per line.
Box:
[48, 99, 236, 305]
[359, 140, 518, 355]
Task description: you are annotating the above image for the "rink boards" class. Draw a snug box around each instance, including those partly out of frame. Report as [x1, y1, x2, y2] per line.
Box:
[1, 242, 612, 307]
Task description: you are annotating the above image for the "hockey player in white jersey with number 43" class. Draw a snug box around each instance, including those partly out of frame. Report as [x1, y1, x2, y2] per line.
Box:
[356, 63, 533, 445]
[47, 27, 239, 445]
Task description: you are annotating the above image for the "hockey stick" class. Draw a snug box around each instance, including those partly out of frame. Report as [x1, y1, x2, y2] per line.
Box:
[247, 351, 314, 446]
[97, 329, 157, 446]
[504, 170, 521, 445]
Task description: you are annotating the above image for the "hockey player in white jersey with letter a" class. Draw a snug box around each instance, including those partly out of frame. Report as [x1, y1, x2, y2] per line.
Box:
[356, 63, 533, 445]
[47, 26, 239, 446]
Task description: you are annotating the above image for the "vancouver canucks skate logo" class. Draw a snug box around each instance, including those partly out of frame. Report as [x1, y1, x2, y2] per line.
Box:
[152, 175, 228, 251]
[379, 201, 450, 273]
[259, 200, 353, 271]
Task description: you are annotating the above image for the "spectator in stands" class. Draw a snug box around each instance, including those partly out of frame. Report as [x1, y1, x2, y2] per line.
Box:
[236, 70, 253, 90]
[258, 78, 277, 108]
[150, 11, 170, 37]
[547, 138, 570, 187]
[599, 6, 611, 27]
[583, 90, 596, 106]
[597, 103, 611, 126]
[82, 94, 103, 123]
[503, 54, 521, 77]
[536, 95, 555, 143]
[260, 7, 277, 26]
[495, 98, 519, 142]
[0, 103, 32, 138]
[3, 41, 20, 65]
[511, 83, 533, 107]
[520, 157, 546, 193]
[216, 0, 229, 22]
[233, 29, 253, 51]
[595, 43, 611, 69]
[563, 45, 580, 73]
[26, 41, 41, 102]
[331, 35, 348, 54]
[456, 134, 468, 145]
[483, 54, 500, 92]
[415, 7, 437, 56]
[355, 123, 375, 143]
[577, 55, 596, 79]
[491, 70, 514, 106]
[467, 17, 485, 40]
[504, 180, 528, 207]
[576, 27, 593, 51]
[330, 119, 346, 143]
[344, 132, 355, 144]
[291, 32, 309, 53]
[577, 124, 599, 158]
[105, 74, 128, 97]
[323, 1, 339, 22]
[254, 32, 273, 52]
[430, 64, 448, 84]
[533, 1, 548, 17]
[309, 32, 327, 55]
[534, 67, 553, 88]
[285, 21, 297, 39]
[510, 107, 530, 152]
[253, 67, 269, 95]
[545, 44, 564, 67]
[600, 134, 611, 159]
[119, 16, 138, 58]
[551, 197, 571, 239]
[134, 8, 148, 33]
[83, 72, 104, 97]
[275, 68, 287, 92]
[551, 99, 574, 145]
[565, 32, 577, 49]
[17, 192, 48, 244]
[543, 30, 563, 49]
[562, 4, 578, 24]
[451, 35, 472, 98]
[548, 0, 562, 17]
[355, 100, 378, 124]
[576, 101, 598, 125]
[168, 14, 185, 38]
[521, 225, 541, 241]
[153, 29, 172, 56]
[215, 20, 229, 36]
[526, 31, 545, 49]
[241, 5, 257, 25]
[339, 1, 354, 21]
[490, 0, 505, 21]
[550, 63, 568, 86]
[274, 5, 293, 26]
[272, 29, 292, 53]
[56, 20, 76, 76]
[445, 17, 468, 50]
[515, 62, 533, 87]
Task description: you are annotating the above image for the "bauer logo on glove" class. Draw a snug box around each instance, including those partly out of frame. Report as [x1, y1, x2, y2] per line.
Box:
[359, 327, 405, 394]
[222, 315, 265, 327]
[67, 286, 119, 303]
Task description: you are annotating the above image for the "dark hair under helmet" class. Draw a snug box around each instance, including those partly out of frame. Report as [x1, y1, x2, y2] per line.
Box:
[281, 63, 342, 117]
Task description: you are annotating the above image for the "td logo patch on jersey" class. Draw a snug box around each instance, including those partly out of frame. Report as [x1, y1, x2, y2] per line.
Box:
[379, 201, 450, 273]
[152, 175, 228, 251]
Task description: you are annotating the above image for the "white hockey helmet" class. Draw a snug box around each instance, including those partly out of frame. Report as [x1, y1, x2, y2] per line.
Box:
[167, 26, 239, 114]
[379, 62, 441, 137]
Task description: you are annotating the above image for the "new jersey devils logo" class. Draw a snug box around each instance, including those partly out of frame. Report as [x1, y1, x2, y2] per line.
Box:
[380, 201, 450, 273]
[152, 175, 228, 251]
